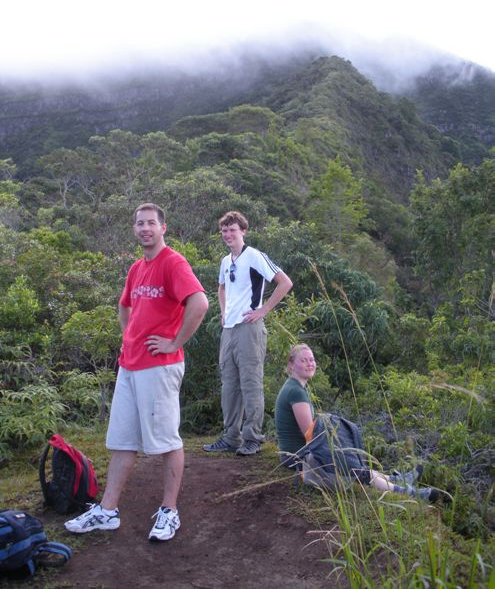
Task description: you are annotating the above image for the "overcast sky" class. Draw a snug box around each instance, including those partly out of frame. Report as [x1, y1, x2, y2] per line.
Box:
[2, 0, 494, 80]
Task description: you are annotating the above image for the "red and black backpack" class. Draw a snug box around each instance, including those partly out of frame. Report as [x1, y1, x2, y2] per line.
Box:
[39, 434, 99, 514]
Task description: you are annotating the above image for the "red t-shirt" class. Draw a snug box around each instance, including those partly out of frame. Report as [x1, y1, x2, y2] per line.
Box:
[118, 246, 205, 370]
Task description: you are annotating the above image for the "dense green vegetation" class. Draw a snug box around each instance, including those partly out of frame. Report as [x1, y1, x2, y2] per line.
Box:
[408, 63, 495, 164]
[0, 55, 494, 586]
[5, 55, 489, 193]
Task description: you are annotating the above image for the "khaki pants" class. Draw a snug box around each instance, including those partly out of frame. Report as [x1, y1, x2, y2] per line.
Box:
[219, 321, 267, 446]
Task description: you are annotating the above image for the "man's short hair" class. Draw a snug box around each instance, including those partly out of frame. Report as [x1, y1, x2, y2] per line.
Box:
[133, 203, 165, 224]
[218, 211, 249, 231]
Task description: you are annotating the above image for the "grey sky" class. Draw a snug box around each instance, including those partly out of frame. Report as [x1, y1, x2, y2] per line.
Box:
[2, 0, 494, 79]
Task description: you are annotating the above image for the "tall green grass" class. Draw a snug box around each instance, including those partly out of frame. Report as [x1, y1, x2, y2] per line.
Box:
[298, 264, 493, 587]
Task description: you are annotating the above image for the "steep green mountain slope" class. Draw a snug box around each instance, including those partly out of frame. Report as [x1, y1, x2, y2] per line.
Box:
[259, 56, 458, 200]
[1, 51, 494, 209]
[406, 62, 495, 164]
[167, 57, 459, 202]
[0, 55, 309, 174]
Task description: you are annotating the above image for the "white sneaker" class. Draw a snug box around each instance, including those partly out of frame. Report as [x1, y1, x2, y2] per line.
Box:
[148, 507, 180, 541]
[64, 504, 120, 534]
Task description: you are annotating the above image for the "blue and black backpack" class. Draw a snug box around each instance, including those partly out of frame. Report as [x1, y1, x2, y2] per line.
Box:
[0, 509, 72, 578]
[300, 413, 370, 490]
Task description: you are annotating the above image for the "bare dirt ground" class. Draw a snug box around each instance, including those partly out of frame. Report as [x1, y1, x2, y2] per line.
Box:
[34, 451, 338, 589]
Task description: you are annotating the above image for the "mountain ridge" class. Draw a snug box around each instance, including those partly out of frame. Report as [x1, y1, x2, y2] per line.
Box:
[0, 48, 493, 188]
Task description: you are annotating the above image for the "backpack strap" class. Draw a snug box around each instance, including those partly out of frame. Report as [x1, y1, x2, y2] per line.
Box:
[48, 435, 85, 496]
[33, 541, 72, 568]
[39, 443, 52, 505]
[25, 557, 36, 576]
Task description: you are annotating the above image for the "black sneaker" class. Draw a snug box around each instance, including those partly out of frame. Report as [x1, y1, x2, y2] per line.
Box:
[417, 487, 439, 503]
[236, 440, 261, 456]
[389, 465, 424, 486]
[407, 485, 439, 503]
[202, 438, 238, 452]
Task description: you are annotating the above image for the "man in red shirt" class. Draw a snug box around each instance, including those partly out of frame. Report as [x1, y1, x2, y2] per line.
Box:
[65, 203, 209, 541]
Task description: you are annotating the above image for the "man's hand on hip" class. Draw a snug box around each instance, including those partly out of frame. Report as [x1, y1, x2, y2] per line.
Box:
[145, 335, 178, 355]
[242, 308, 266, 323]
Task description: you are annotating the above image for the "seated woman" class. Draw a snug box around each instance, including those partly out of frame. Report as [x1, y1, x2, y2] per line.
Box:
[274, 344, 438, 502]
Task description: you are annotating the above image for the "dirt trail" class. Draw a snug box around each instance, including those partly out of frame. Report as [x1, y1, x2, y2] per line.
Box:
[41, 452, 337, 588]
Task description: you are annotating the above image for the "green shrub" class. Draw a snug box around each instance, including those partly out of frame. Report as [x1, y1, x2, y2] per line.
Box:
[0, 383, 66, 462]
[59, 370, 103, 424]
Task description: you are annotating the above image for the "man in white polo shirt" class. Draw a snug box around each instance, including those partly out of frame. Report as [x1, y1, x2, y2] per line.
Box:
[203, 211, 293, 456]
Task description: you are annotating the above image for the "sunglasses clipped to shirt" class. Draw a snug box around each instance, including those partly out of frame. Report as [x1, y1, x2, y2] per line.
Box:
[229, 262, 237, 282]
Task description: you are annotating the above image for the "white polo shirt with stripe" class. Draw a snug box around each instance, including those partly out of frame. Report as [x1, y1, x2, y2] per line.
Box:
[219, 245, 281, 328]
